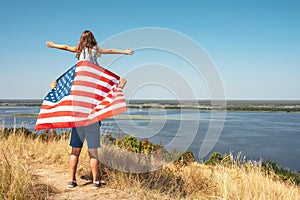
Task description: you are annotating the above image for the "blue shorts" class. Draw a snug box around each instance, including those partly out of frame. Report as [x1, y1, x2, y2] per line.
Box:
[70, 122, 101, 149]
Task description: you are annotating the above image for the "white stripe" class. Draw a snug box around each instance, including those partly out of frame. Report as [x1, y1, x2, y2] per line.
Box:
[36, 116, 87, 124]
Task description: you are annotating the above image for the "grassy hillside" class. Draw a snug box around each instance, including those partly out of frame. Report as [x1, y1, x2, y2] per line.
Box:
[0, 128, 299, 199]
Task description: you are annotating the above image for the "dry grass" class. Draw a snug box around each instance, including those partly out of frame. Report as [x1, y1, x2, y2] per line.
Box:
[0, 131, 60, 200]
[209, 163, 299, 200]
[0, 129, 299, 200]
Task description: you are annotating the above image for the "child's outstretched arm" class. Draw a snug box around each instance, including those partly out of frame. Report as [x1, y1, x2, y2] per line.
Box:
[99, 47, 134, 55]
[46, 41, 77, 52]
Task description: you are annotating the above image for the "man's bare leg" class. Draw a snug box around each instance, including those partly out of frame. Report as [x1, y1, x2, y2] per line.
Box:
[69, 147, 82, 182]
[88, 148, 99, 183]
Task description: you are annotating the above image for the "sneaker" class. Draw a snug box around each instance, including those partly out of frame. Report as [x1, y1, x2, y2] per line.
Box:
[67, 180, 77, 188]
[100, 180, 106, 185]
[92, 181, 101, 189]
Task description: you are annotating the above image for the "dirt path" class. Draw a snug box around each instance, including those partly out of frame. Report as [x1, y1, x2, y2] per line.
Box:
[33, 164, 132, 200]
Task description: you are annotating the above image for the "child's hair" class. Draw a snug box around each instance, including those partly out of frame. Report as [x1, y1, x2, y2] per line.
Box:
[76, 30, 100, 60]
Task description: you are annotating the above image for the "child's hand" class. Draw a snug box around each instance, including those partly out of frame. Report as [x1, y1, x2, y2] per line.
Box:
[46, 41, 54, 48]
[50, 80, 57, 89]
[125, 48, 134, 55]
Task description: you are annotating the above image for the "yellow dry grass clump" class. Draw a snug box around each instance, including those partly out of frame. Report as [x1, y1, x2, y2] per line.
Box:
[0, 129, 299, 200]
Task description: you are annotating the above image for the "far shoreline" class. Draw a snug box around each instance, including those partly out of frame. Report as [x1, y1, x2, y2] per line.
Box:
[1, 99, 300, 113]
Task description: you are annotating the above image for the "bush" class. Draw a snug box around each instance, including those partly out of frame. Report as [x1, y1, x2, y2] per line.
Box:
[173, 150, 195, 167]
[262, 159, 300, 185]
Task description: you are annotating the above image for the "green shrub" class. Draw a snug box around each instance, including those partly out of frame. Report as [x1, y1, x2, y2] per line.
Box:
[262, 159, 300, 185]
[174, 150, 195, 166]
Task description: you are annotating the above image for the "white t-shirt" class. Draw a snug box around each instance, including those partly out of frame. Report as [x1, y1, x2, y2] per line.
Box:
[79, 47, 100, 65]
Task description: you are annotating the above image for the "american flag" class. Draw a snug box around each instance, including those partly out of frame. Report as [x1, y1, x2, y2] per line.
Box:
[34, 61, 127, 130]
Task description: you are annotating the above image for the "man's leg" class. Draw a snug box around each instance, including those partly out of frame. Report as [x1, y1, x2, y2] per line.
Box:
[88, 148, 99, 183]
[85, 122, 101, 188]
[69, 147, 82, 182]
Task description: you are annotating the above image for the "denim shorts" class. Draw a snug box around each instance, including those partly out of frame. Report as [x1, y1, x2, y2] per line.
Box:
[70, 122, 101, 149]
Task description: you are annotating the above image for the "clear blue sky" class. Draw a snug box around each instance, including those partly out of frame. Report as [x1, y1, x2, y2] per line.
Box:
[0, 0, 299, 100]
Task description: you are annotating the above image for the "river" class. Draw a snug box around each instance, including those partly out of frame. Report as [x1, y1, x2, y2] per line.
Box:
[1, 107, 299, 171]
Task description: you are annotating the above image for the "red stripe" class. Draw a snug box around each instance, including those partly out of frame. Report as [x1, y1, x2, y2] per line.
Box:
[35, 121, 83, 130]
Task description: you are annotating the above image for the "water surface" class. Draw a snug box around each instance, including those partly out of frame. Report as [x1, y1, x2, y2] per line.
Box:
[1, 107, 299, 171]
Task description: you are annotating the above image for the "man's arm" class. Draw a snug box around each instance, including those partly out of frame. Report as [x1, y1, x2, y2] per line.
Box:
[46, 41, 77, 52]
[99, 47, 134, 55]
